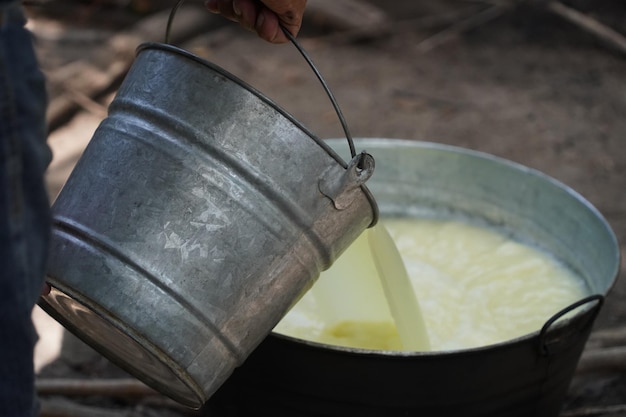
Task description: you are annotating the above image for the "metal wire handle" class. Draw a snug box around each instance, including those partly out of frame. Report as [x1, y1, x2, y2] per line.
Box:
[538, 294, 604, 356]
[165, 0, 357, 159]
[280, 27, 357, 159]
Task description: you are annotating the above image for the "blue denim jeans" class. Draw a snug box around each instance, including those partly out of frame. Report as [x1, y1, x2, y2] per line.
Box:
[0, 2, 51, 416]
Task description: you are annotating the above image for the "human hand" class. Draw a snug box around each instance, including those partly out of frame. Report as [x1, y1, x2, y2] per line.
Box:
[205, 0, 307, 44]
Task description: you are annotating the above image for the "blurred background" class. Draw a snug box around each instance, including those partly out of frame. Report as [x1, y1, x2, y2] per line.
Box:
[24, 0, 626, 415]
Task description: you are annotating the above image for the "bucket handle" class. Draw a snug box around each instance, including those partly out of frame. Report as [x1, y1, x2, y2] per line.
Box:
[165, 0, 358, 161]
[538, 294, 604, 356]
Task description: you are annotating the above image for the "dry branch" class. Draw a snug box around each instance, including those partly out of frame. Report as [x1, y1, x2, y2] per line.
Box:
[36, 378, 158, 398]
[46, 4, 221, 131]
[546, 1, 626, 57]
[39, 397, 127, 417]
[63, 86, 109, 119]
[138, 396, 200, 414]
[467, 0, 626, 58]
[37, 379, 201, 416]
[312, 5, 485, 44]
[305, 0, 390, 33]
[586, 326, 626, 349]
[561, 404, 626, 417]
[576, 346, 626, 375]
[415, 4, 510, 53]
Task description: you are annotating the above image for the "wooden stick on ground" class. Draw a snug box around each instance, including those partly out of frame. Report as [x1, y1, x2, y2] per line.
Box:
[45, 5, 222, 131]
[37, 379, 201, 416]
[39, 397, 127, 417]
[546, 1, 626, 57]
[312, 5, 486, 44]
[586, 326, 626, 349]
[576, 346, 626, 375]
[39, 396, 200, 417]
[561, 404, 626, 417]
[415, 3, 511, 53]
[36, 378, 158, 398]
[305, 0, 391, 33]
[63, 86, 109, 119]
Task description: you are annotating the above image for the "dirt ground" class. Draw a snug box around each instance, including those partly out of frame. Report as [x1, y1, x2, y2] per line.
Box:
[24, 0, 626, 415]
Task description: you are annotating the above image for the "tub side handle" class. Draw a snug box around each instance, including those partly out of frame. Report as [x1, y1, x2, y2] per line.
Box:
[538, 294, 604, 356]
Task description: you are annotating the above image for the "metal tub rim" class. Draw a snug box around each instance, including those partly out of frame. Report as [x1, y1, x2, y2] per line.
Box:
[269, 136, 621, 358]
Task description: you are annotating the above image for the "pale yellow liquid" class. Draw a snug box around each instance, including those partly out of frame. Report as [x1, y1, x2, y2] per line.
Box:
[274, 218, 588, 352]
[368, 225, 430, 351]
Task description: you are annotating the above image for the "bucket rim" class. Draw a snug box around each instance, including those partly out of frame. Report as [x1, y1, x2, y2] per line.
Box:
[134, 42, 379, 227]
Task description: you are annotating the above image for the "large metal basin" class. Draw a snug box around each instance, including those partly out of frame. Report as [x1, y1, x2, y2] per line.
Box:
[206, 138, 620, 417]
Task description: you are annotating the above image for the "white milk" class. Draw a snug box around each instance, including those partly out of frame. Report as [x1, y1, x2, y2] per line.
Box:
[274, 217, 589, 352]
[367, 224, 430, 351]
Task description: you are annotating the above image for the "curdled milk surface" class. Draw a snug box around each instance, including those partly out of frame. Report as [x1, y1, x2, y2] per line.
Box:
[274, 217, 589, 352]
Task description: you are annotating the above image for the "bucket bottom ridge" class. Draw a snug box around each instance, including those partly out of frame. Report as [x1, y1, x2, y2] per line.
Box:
[40, 280, 232, 408]
[41, 287, 202, 403]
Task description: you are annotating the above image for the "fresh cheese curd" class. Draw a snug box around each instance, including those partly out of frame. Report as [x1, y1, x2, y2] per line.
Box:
[274, 217, 589, 352]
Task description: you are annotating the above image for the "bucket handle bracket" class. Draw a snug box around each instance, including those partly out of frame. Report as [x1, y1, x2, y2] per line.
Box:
[319, 151, 375, 210]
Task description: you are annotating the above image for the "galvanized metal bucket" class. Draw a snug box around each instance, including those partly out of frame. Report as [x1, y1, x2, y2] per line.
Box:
[206, 138, 620, 417]
[39, 44, 378, 409]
